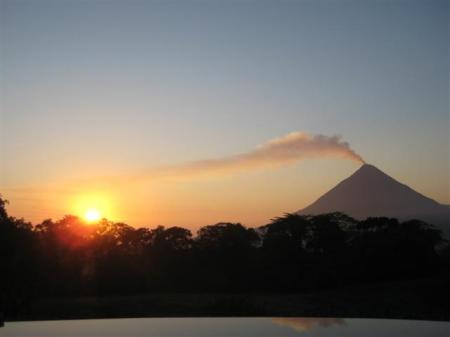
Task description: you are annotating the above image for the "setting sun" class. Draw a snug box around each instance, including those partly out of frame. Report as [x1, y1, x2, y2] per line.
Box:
[68, 193, 116, 223]
[84, 208, 101, 222]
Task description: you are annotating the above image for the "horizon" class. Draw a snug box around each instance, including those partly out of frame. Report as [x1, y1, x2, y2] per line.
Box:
[1, 0, 449, 229]
[1, 161, 448, 231]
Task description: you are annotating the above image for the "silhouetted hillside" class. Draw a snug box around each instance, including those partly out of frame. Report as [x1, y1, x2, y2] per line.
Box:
[298, 164, 450, 236]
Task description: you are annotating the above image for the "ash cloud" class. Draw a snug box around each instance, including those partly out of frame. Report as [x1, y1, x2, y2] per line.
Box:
[2, 131, 365, 198]
[133, 131, 365, 181]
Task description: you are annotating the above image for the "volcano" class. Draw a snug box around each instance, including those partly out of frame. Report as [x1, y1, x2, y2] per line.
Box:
[298, 164, 450, 233]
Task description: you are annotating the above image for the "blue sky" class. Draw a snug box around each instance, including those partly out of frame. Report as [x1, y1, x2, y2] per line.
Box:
[0, 0, 448, 226]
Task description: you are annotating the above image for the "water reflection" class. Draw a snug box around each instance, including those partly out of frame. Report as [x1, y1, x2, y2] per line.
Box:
[0, 317, 448, 337]
[272, 317, 345, 332]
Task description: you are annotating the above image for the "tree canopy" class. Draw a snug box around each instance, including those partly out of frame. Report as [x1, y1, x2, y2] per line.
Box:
[0, 195, 447, 318]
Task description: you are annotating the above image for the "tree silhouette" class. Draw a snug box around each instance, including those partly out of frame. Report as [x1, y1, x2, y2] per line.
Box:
[195, 223, 259, 291]
[0, 195, 447, 319]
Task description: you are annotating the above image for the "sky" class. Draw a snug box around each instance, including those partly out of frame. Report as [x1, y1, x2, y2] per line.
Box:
[0, 0, 448, 229]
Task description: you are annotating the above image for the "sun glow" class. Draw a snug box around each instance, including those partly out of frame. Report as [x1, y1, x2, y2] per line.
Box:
[84, 208, 101, 222]
[70, 193, 116, 223]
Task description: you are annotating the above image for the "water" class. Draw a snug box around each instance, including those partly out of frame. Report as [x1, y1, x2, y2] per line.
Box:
[0, 317, 448, 337]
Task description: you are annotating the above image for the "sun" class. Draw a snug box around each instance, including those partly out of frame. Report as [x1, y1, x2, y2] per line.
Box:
[84, 208, 101, 223]
[70, 193, 116, 223]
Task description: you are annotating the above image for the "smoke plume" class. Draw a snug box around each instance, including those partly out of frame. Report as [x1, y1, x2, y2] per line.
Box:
[132, 131, 365, 182]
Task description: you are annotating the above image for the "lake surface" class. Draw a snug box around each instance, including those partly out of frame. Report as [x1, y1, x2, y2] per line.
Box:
[1, 317, 449, 337]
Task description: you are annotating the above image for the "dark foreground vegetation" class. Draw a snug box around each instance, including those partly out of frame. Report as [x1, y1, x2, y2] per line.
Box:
[1, 196, 449, 321]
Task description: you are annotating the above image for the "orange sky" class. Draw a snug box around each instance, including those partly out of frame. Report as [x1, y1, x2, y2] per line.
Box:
[1, 1, 448, 230]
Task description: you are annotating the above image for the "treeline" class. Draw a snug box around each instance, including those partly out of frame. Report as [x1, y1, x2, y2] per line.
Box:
[0, 197, 449, 316]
